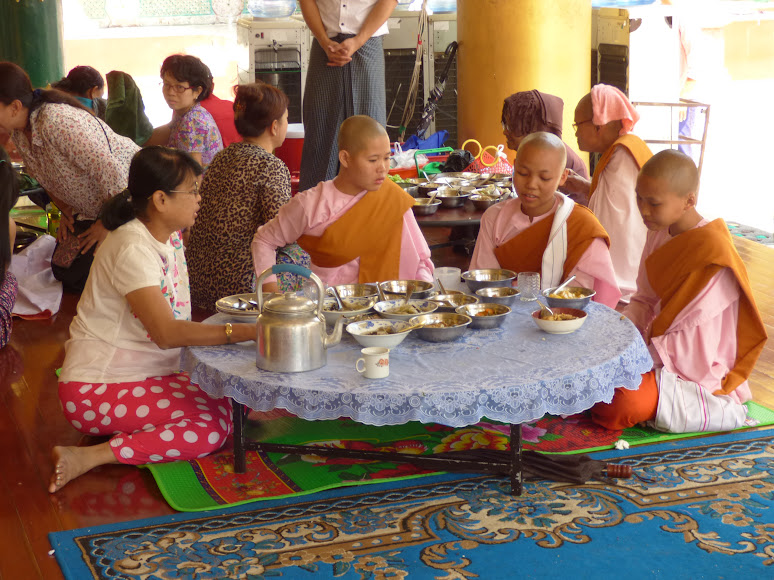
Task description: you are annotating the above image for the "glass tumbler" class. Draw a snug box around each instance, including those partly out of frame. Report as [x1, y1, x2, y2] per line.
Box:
[517, 272, 541, 301]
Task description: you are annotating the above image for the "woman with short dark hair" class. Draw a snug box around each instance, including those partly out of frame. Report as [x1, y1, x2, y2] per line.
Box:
[145, 54, 223, 166]
[186, 82, 309, 311]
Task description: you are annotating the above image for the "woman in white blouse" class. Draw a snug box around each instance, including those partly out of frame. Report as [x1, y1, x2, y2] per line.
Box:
[49, 146, 256, 493]
[0, 61, 139, 291]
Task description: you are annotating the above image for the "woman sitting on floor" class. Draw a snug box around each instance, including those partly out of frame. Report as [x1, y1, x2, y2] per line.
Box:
[186, 81, 309, 312]
[49, 146, 255, 494]
[0, 146, 18, 348]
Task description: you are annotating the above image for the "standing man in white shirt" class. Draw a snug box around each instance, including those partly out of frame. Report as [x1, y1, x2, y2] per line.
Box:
[298, 0, 398, 191]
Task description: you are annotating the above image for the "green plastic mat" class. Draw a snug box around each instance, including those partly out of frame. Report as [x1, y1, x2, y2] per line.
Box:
[146, 402, 774, 512]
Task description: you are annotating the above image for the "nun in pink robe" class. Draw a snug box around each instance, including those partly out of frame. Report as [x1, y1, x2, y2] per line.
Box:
[623, 220, 752, 432]
[470, 193, 621, 309]
[251, 180, 434, 287]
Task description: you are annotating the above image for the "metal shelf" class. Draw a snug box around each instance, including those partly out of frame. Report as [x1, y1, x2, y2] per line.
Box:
[632, 99, 710, 177]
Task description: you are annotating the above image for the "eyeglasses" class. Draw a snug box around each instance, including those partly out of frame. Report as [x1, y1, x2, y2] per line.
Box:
[572, 119, 593, 131]
[160, 81, 193, 94]
[169, 182, 200, 196]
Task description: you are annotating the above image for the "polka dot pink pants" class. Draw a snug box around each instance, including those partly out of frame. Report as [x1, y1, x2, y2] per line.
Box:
[58, 372, 233, 465]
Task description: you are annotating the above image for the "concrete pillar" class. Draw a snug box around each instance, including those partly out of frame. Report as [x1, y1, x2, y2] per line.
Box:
[0, 0, 64, 88]
[457, 0, 591, 158]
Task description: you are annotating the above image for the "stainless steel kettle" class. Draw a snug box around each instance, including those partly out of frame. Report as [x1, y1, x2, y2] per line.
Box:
[255, 264, 344, 372]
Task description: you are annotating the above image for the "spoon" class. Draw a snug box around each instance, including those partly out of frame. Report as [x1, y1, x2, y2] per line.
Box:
[553, 275, 577, 295]
[427, 190, 438, 205]
[402, 281, 416, 307]
[331, 287, 344, 311]
[398, 321, 427, 333]
[377, 282, 387, 303]
[436, 277, 447, 294]
[537, 300, 555, 320]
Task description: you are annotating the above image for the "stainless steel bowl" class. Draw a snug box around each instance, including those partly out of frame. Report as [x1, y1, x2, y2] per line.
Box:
[475, 286, 520, 306]
[461, 269, 517, 293]
[469, 194, 499, 211]
[410, 312, 472, 342]
[329, 283, 379, 299]
[429, 293, 479, 312]
[380, 280, 435, 300]
[482, 172, 512, 184]
[412, 198, 441, 216]
[455, 303, 511, 329]
[418, 182, 442, 196]
[374, 299, 438, 321]
[322, 296, 375, 325]
[542, 286, 596, 311]
[435, 186, 470, 208]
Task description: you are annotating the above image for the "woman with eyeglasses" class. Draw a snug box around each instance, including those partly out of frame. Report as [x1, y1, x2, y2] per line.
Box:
[49, 146, 255, 494]
[501, 90, 589, 202]
[145, 55, 224, 166]
[0, 61, 140, 292]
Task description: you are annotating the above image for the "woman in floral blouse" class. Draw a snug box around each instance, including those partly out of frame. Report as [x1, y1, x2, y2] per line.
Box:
[146, 55, 223, 166]
[0, 61, 139, 291]
[49, 146, 255, 494]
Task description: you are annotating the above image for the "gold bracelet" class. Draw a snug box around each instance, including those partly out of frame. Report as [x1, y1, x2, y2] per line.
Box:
[224, 323, 233, 344]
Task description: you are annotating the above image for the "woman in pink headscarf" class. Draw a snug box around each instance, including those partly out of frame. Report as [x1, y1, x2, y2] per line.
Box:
[565, 84, 653, 302]
[501, 90, 589, 191]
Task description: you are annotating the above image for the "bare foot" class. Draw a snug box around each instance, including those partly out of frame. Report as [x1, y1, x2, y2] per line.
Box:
[49, 443, 118, 493]
[50, 447, 86, 493]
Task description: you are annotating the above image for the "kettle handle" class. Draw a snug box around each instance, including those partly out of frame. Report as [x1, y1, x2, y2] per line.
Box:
[256, 264, 325, 317]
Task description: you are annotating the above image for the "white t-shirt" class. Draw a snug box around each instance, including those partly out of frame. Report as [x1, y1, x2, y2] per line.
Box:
[60, 219, 192, 383]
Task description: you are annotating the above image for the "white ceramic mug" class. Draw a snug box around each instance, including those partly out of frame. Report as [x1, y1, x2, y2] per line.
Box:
[517, 271, 541, 301]
[435, 266, 463, 293]
[356, 347, 390, 379]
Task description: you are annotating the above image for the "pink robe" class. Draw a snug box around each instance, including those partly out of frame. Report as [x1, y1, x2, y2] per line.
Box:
[587, 147, 648, 300]
[624, 219, 751, 406]
[470, 194, 621, 308]
[251, 180, 434, 286]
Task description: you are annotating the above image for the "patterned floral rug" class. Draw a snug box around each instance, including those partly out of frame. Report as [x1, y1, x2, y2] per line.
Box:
[49, 427, 774, 579]
[146, 402, 774, 511]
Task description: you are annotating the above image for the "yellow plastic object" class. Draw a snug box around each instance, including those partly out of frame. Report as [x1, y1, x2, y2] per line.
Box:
[461, 138, 482, 160]
[480, 145, 500, 167]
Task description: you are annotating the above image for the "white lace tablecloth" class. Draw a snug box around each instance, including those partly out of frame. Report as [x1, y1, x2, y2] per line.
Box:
[182, 301, 652, 428]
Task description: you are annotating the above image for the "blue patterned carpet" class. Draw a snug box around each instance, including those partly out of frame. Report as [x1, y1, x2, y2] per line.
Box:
[49, 427, 774, 579]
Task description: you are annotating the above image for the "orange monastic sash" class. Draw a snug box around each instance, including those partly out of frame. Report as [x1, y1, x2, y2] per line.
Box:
[493, 204, 610, 278]
[646, 219, 767, 395]
[588, 134, 653, 200]
[297, 179, 416, 283]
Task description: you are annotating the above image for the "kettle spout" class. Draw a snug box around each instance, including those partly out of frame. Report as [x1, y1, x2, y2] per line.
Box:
[325, 317, 345, 348]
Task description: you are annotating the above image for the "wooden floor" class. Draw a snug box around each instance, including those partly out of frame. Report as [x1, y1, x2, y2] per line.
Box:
[0, 237, 772, 580]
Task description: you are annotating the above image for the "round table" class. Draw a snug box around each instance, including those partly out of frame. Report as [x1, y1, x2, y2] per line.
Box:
[183, 301, 652, 493]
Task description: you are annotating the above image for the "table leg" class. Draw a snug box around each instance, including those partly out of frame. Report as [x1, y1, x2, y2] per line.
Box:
[232, 400, 247, 473]
[510, 423, 523, 496]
